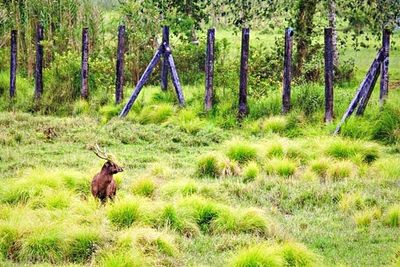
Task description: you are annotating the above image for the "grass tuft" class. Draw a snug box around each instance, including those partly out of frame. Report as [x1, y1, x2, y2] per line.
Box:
[67, 228, 102, 263]
[196, 153, 222, 178]
[262, 116, 288, 133]
[243, 162, 259, 182]
[131, 177, 157, 197]
[230, 244, 283, 267]
[226, 142, 257, 164]
[107, 200, 141, 228]
[279, 242, 319, 267]
[265, 158, 296, 177]
[265, 143, 285, 158]
[353, 208, 381, 228]
[384, 205, 400, 227]
[328, 161, 355, 180]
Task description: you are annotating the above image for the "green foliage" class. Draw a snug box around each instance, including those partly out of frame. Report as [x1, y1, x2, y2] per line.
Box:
[384, 205, 400, 227]
[137, 104, 175, 124]
[107, 200, 141, 228]
[226, 142, 257, 164]
[243, 162, 259, 182]
[67, 229, 102, 263]
[293, 84, 324, 116]
[327, 161, 354, 180]
[196, 153, 222, 178]
[0, 223, 18, 260]
[99, 251, 146, 267]
[263, 116, 288, 134]
[265, 158, 296, 177]
[131, 177, 157, 197]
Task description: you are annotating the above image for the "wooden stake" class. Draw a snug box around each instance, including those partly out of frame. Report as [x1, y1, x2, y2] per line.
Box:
[10, 30, 17, 99]
[204, 28, 215, 111]
[379, 29, 390, 105]
[333, 49, 383, 134]
[34, 24, 44, 100]
[161, 26, 169, 91]
[165, 45, 185, 106]
[81, 28, 89, 99]
[282, 27, 293, 114]
[324, 27, 334, 123]
[119, 48, 163, 117]
[115, 25, 125, 104]
[238, 28, 250, 119]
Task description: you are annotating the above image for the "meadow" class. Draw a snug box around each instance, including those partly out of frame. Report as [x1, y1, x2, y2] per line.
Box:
[0, 19, 400, 267]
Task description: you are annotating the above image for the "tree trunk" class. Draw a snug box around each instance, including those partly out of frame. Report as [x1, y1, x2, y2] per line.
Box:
[328, 0, 339, 67]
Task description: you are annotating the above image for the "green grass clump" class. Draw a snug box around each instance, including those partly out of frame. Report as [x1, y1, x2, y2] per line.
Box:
[0, 223, 18, 260]
[19, 228, 66, 263]
[353, 208, 381, 228]
[107, 200, 141, 228]
[328, 161, 355, 180]
[384, 205, 400, 227]
[230, 244, 283, 267]
[286, 145, 309, 163]
[99, 104, 121, 122]
[99, 251, 146, 267]
[266, 143, 285, 158]
[137, 104, 174, 124]
[219, 157, 241, 177]
[265, 158, 296, 177]
[155, 204, 185, 231]
[309, 158, 330, 177]
[339, 192, 365, 213]
[374, 157, 400, 179]
[226, 142, 257, 164]
[196, 153, 222, 178]
[243, 162, 259, 182]
[131, 177, 157, 197]
[67, 228, 102, 263]
[279, 242, 319, 267]
[262, 116, 288, 133]
[326, 140, 358, 159]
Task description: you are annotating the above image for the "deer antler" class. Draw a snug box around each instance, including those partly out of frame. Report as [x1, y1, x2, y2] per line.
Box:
[92, 144, 111, 161]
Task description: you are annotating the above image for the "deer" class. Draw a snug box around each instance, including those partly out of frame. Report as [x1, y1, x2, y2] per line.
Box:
[91, 144, 123, 204]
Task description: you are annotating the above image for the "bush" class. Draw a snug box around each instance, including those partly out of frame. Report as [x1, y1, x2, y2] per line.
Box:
[243, 162, 259, 182]
[384, 205, 400, 227]
[226, 142, 257, 164]
[107, 200, 141, 228]
[131, 177, 157, 197]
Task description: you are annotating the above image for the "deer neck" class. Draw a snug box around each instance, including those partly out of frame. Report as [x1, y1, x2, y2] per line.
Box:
[100, 168, 113, 180]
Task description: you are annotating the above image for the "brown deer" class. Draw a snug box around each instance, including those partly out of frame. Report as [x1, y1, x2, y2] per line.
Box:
[91, 145, 123, 203]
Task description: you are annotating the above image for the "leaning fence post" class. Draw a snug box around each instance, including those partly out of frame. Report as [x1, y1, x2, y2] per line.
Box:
[81, 27, 89, 99]
[10, 30, 17, 99]
[204, 28, 215, 111]
[161, 26, 170, 91]
[238, 27, 250, 119]
[324, 27, 334, 123]
[282, 27, 294, 114]
[379, 28, 390, 106]
[34, 24, 44, 100]
[115, 25, 125, 104]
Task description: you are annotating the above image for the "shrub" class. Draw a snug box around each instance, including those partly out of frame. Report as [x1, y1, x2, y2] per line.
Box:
[107, 200, 141, 228]
[226, 142, 257, 164]
[243, 162, 259, 182]
[131, 177, 157, 197]
[262, 116, 288, 133]
[384, 205, 400, 227]
[265, 158, 296, 177]
[196, 153, 222, 178]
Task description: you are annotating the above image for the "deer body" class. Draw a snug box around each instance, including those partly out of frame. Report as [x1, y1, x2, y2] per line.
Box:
[91, 146, 123, 203]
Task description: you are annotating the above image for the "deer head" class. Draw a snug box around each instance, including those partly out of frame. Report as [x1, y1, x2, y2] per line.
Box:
[93, 144, 123, 174]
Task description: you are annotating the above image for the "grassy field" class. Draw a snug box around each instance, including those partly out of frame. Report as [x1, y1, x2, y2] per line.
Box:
[1, 28, 400, 266]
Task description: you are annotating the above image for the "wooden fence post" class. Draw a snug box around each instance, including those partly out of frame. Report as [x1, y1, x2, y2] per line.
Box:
[282, 27, 294, 114]
[324, 27, 334, 123]
[161, 26, 169, 91]
[81, 28, 89, 99]
[34, 24, 44, 100]
[379, 28, 390, 105]
[115, 25, 125, 104]
[238, 27, 250, 119]
[10, 30, 17, 99]
[204, 28, 215, 111]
